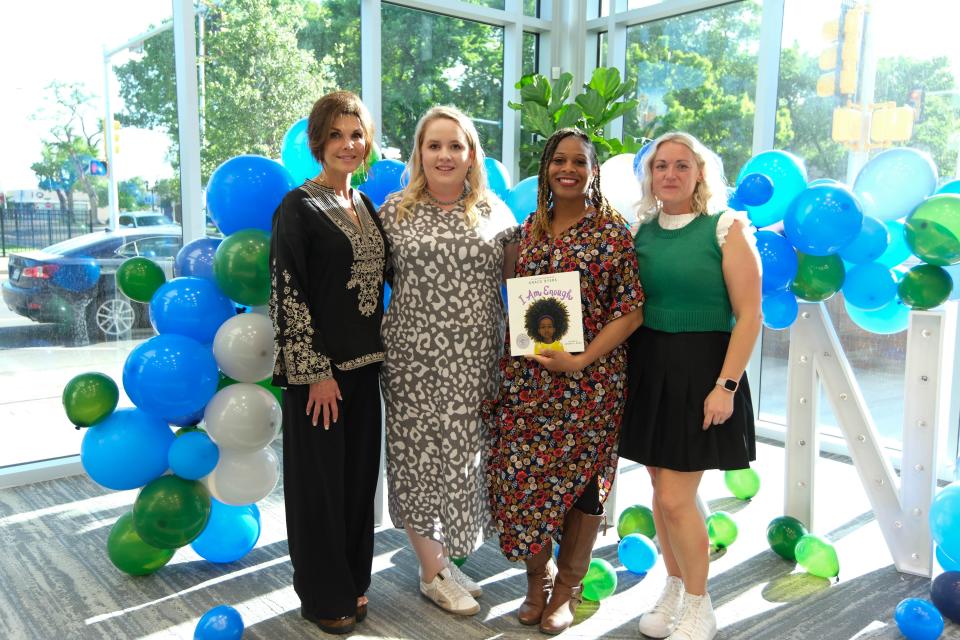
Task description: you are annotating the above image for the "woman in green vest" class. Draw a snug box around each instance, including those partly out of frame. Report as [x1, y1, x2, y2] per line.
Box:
[620, 132, 762, 640]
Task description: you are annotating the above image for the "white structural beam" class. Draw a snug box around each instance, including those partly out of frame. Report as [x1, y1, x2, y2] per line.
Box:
[360, 0, 383, 148]
[172, 0, 205, 243]
[786, 303, 948, 576]
[502, 0, 523, 180]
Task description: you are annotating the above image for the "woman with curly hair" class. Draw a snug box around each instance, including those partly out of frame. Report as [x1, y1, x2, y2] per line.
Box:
[486, 127, 644, 634]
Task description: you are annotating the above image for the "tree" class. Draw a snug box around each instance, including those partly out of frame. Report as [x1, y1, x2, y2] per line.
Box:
[115, 0, 326, 180]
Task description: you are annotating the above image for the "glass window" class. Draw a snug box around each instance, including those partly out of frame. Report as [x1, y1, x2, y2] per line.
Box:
[598, 31, 608, 68]
[381, 4, 505, 161]
[622, 1, 762, 183]
[462, 0, 506, 8]
[523, 32, 539, 76]
[298, 0, 362, 95]
[524, 0, 540, 18]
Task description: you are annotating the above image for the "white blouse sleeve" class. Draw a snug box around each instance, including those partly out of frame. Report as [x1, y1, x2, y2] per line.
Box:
[717, 209, 757, 249]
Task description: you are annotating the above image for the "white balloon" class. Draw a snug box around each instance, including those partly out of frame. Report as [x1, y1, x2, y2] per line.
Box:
[213, 313, 275, 382]
[205, 447, 279, 506]
[600, 153, 642, 224]
[204, 383, 281, 451]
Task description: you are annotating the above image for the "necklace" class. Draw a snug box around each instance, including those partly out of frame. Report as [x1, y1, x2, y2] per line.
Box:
[425, 186, 467, 207]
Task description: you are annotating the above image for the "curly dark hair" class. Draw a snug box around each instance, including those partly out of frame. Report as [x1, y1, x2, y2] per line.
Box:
[524, 297, 570, 342]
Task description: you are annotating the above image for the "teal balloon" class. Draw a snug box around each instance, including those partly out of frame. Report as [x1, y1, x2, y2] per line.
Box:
[842, 262, 897, 310]
[791, 252, 845, 302]
[280, 117, 320, 184]
[724, 468, 761, 500]
[839, 216, 889, 264]
[706, 511, 738, 549]
[582, 558, 617, 601]
[844, 295, 910, 335]
[618, 533, 657, 574]
[762, 290, 798, 330]
[904, 194, 960, 266]
[485, 157, 512, 200]
[794, 533, 839, 578]
[853, 147, 938, 222]
[936, 179, 960, 195]
[898, 264, 952, 310]
[505, 176, 538, 224]
[736, 150, 807, 228]
[930, 482, 960, 561]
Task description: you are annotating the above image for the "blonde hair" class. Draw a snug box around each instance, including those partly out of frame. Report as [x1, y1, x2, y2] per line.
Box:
[636, 131, 728, 222]
[396, 106, 490, 227]
[529, 128, 626, 240]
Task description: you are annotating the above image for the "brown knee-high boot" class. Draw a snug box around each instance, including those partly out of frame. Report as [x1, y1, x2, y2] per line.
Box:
[518, 539, 557, 625]
[539, 508, 603, 635]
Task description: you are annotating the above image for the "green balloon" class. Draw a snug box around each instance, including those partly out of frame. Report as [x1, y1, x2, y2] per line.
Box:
[450, 556, 467, 567]
[214, 229, 271, 306]
[617, 504, 656, 540]
[62, 372, 119, 428]
[794, 533, 839, 578]
[219, 373, 283, 406]
[107, 512, 176, 576]
[706, 511, 738, 549]
[582, 557, 618, 601]
[766, 515, 809, 561]
[791, 252, 845, 302]
[904, 194, 960, 266]
[724, 468, 761, 501]
[116, 257, 166, 303]
[898, 264, 952, 310]
[133, 476, 212, 549]
[175, 425, 206, 437]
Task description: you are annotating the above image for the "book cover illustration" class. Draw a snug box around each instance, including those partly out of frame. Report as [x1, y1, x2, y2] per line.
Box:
[505, 271, 584, 356]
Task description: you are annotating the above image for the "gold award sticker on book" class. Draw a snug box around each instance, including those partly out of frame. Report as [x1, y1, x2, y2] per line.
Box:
[505, 271, 584, 357]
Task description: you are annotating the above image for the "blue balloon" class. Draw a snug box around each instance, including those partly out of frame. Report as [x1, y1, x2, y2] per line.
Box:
[149, 277, 236, 344]
[931, 483, 960, 561]
[123, 334, 219, 422]
[937, 179, 960, 196]
[52, 257, 101, 292]
[169, 431, 220, 480]
[485, 157, 512, 200]
[783, 185, 863, 256]
[176, 238, 223, 281]
[735, 173, 774, 207]
[207, 155, 297, 236]
[736, 150, 807, 228]
[876, 221, 912, 268]
[170, 407, 205, 428]
[944, 263, 960, 301]
[359, 159, 405, 208]
[80, 408, 174, 490]
[194, 604, 244, 640]
[807, 178, 839, 187]
[633, 142, 652, 179]
[937, 546, 960, 571]
[505, 176, 539, 224]
[838, 216, 889, 264]
[931, 571, 960, 624]
[191, 499, 261, 563]
[762, 290, 799, 330]
[384, 282, 392, 311]
[756, 231, 798, 294]
[727, 192, 745, 212]
[844, 295, 909, 335]
[853, 147, 938, 222]
[280, 117, 320, 184]
[894, 598, 944, 640]
[842, 263, 897, 310]
[618, 533, 657, 574]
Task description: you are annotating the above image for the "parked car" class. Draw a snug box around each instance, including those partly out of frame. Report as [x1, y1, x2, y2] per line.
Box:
[2, 226, 183, 341]
[116, 211, 176, 228]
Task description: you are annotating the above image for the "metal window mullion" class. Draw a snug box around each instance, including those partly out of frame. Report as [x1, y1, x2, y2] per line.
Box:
[172, 0, 204, 244]
[361, 0, 383, 148]
[503, 15, 522, 179]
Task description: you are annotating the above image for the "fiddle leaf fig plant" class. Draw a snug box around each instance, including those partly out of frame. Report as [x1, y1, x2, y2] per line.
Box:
[509, 67, 645, 178]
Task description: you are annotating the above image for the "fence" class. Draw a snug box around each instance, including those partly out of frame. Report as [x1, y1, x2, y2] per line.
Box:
[0, 206, 95, 256]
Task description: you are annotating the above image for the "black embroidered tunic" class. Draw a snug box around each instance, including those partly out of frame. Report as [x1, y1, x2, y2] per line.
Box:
[269, 180, 387, 386]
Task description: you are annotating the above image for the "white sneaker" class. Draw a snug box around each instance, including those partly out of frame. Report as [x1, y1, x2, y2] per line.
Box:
[666, 592, 717, 640]
[638, 576, 684, 638]
[446, 560, 483, 598]
[420, 567, 481, 615]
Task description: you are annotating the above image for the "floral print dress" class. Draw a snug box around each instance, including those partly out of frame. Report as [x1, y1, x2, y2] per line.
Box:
[486, 208, 644, 561]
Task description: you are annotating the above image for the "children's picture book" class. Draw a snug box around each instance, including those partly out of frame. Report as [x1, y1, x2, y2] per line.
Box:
[505, 271, 584, 356]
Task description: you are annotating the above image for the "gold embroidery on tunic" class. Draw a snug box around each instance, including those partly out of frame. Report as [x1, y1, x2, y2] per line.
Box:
[337, 352, 385, 370]
[271, 262, 333, 383]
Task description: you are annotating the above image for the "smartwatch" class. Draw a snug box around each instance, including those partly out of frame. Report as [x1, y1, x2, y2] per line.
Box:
[716, 377, 738, 393]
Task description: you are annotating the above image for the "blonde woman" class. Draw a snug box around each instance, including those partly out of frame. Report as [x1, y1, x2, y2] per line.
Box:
[378, 106, 516, 616]
[620, 132, 762, 640]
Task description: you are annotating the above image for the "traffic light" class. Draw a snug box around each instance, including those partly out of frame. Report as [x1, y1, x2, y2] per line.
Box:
[908, 88, 925, 123]
[89, 160, 108, 176]
[816, 3, 865, 98]
[101, 118, 121, 156]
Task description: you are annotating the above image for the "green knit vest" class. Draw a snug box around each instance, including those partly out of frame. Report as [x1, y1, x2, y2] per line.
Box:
[634, 213, 733, 333]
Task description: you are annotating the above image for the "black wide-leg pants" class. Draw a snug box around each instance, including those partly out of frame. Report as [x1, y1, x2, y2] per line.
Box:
[281, 363, 382, 619]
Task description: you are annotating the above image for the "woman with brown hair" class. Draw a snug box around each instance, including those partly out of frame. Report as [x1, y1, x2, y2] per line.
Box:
[269, 90, 386, 635]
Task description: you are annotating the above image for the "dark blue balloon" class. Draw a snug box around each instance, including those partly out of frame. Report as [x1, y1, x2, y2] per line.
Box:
[783, 184, 864, 256]
[762, 290, 799, 330]
[169, 431, 220, 480]
[52, 257, 101, 292]
[505, 176, 538, 224]
[735, 173, 774, 207]
[838, 216, 889, 264]
[191, 499, 261, 564]
[931, 571, 960, 624]
[194, 604, 244, 640]
[755, 231, 798, 294]
[80, 408, 174, 490]
[842, 262, 896, 310]
[176, 238, 223, 281]
[170, 407, 205, 427]
[618, 533, 657, 574]
[207, 155, 297, 236]
[485, 157, 512, 200]
[384, 282, 392, 311]
[149, 277, 236, 344]
[894, 598, 944, 640]
[727, 192, 746, 212]
[122, 334, 219, 422]
[359, 159, 405, 208]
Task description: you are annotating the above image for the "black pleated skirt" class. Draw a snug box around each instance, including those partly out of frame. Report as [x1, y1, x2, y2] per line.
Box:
[619, 326, 756, 471]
